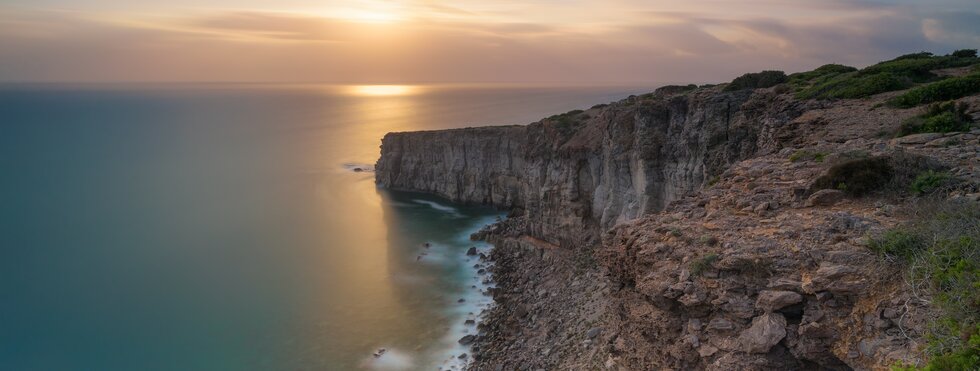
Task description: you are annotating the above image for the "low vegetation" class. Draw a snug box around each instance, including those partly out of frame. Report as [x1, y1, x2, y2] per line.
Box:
[888, 72, 980, 108]
[690, 254, 719, 276]
[869, 202, 979, 371]
[810, 153, 943, 196]
[788, 150, 827, 163]
[896, 102, 974, 137]
[548, 109, 587, 134]
[790, 50, 980, 100]
[653, 84, 698, 96]
[723, 70, 788, 91]
[910, 170, 952, 195]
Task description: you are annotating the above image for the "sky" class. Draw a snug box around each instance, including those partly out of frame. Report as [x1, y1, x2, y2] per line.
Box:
[1, 0, 978, 84]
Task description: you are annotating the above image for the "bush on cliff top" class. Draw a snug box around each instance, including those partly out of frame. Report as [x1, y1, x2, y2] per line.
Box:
[896, 101, 974, 137]
[547, 109, 587, 134]
[888, 72, 980, 108]
[723, 70, 788, 91]
[871, 202, 979, 371]
[793, 51, 980, 100]
[810, 153, 944, 196]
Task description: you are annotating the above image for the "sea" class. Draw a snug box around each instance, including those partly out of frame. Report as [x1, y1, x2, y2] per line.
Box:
[0, 83, 646, 370]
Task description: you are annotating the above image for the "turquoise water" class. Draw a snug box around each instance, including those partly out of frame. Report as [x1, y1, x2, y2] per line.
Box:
[0, 84, 644, 370]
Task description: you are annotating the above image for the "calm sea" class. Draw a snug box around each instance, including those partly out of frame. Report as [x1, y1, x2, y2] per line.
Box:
[0, 84, 645, 370]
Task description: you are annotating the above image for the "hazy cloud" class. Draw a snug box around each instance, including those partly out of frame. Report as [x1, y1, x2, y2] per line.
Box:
[0, 2, 977, 83]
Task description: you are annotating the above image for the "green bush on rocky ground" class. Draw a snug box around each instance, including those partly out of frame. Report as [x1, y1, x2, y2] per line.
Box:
[869, 202, 979, 371]
[547, 109, 587, 134]
[791, 50, 980, 100]
[723, 70, 788, 91]
[896, 102, 975, 137]
[888, 72, 980, 108]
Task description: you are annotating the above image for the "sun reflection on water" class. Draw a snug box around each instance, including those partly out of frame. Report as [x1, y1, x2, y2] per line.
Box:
[349, 85, 417, 97]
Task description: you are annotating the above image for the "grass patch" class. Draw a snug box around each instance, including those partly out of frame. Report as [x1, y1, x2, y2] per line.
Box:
[870, 202, 979, 371]
[896, 101, 974, 137]
[888, 72, 980, 108]
[724, 70, 788, 91]
[690, 254, 720, 276]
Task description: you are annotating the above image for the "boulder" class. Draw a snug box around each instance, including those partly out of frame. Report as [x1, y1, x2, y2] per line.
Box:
[707, 317, 735, 332]
[458, 335, 477, 345]
[586, 327, 602, 339]
[756, 290, 803, 312]
[738, 313, 787, 353]
[467, 247, 478, 256]
[805, 189, 845, 207]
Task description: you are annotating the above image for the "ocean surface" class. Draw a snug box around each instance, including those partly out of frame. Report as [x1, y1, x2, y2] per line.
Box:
[0, 84, 646, 370]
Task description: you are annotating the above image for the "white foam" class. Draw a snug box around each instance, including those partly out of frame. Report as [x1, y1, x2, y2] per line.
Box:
[412, 200, 464, 218]
[425, 215, 501, 370]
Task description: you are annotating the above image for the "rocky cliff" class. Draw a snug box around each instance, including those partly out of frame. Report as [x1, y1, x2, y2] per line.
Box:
[378, 87, 812, 247]
[376, 79, 980, 370]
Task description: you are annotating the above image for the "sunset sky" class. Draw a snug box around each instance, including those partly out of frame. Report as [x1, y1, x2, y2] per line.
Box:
[2, 0, 978, 83]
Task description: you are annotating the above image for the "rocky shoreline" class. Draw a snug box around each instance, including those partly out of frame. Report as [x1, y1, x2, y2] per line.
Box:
[377, 59, 980, 370]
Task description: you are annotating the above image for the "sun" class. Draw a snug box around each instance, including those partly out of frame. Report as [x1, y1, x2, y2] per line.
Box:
[349, 85, 416, 96]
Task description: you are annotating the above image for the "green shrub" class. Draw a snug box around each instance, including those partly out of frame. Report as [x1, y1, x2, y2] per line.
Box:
[699, 235, 719, 246]
[789, 64, 858, 83]
[724, 70, 788, 91]
[797, 72, 909, 99]
[910, 170, 951, 195]
[897, 102, 974, 136]
[869, 229, 925, 260]
[690, 254, 720, 276]
[951, 49, 978, 59]
[811, 156, 893, 196]
[794, 52, 980, 100]
[862, 53, 978, 82]
[873, 203, 979, 371]
[655, 84, 698, 95]
[547, 109, 590, 135]
[889, 73, 980, 108]
[789, 150, 827, 163]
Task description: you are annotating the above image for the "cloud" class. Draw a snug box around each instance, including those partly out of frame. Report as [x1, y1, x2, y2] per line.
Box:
[0, 3, 977, 83]
[921, 12, 980, 46]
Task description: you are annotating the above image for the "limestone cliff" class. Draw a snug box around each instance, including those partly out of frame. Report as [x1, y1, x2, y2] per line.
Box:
[378, 87, 812, 247]
[375, 83, 980, 370]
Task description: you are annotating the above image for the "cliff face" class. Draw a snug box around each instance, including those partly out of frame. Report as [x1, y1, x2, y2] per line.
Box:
[376, 84, 980, 370]
[377, 87, 811, 246]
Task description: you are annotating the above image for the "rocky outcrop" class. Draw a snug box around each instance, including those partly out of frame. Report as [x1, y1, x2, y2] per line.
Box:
[376, 84, 980, 370]
[378, 87, 813, 247]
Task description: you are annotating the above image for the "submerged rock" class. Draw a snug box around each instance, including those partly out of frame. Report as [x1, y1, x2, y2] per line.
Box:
[458, 335, 476, 345]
